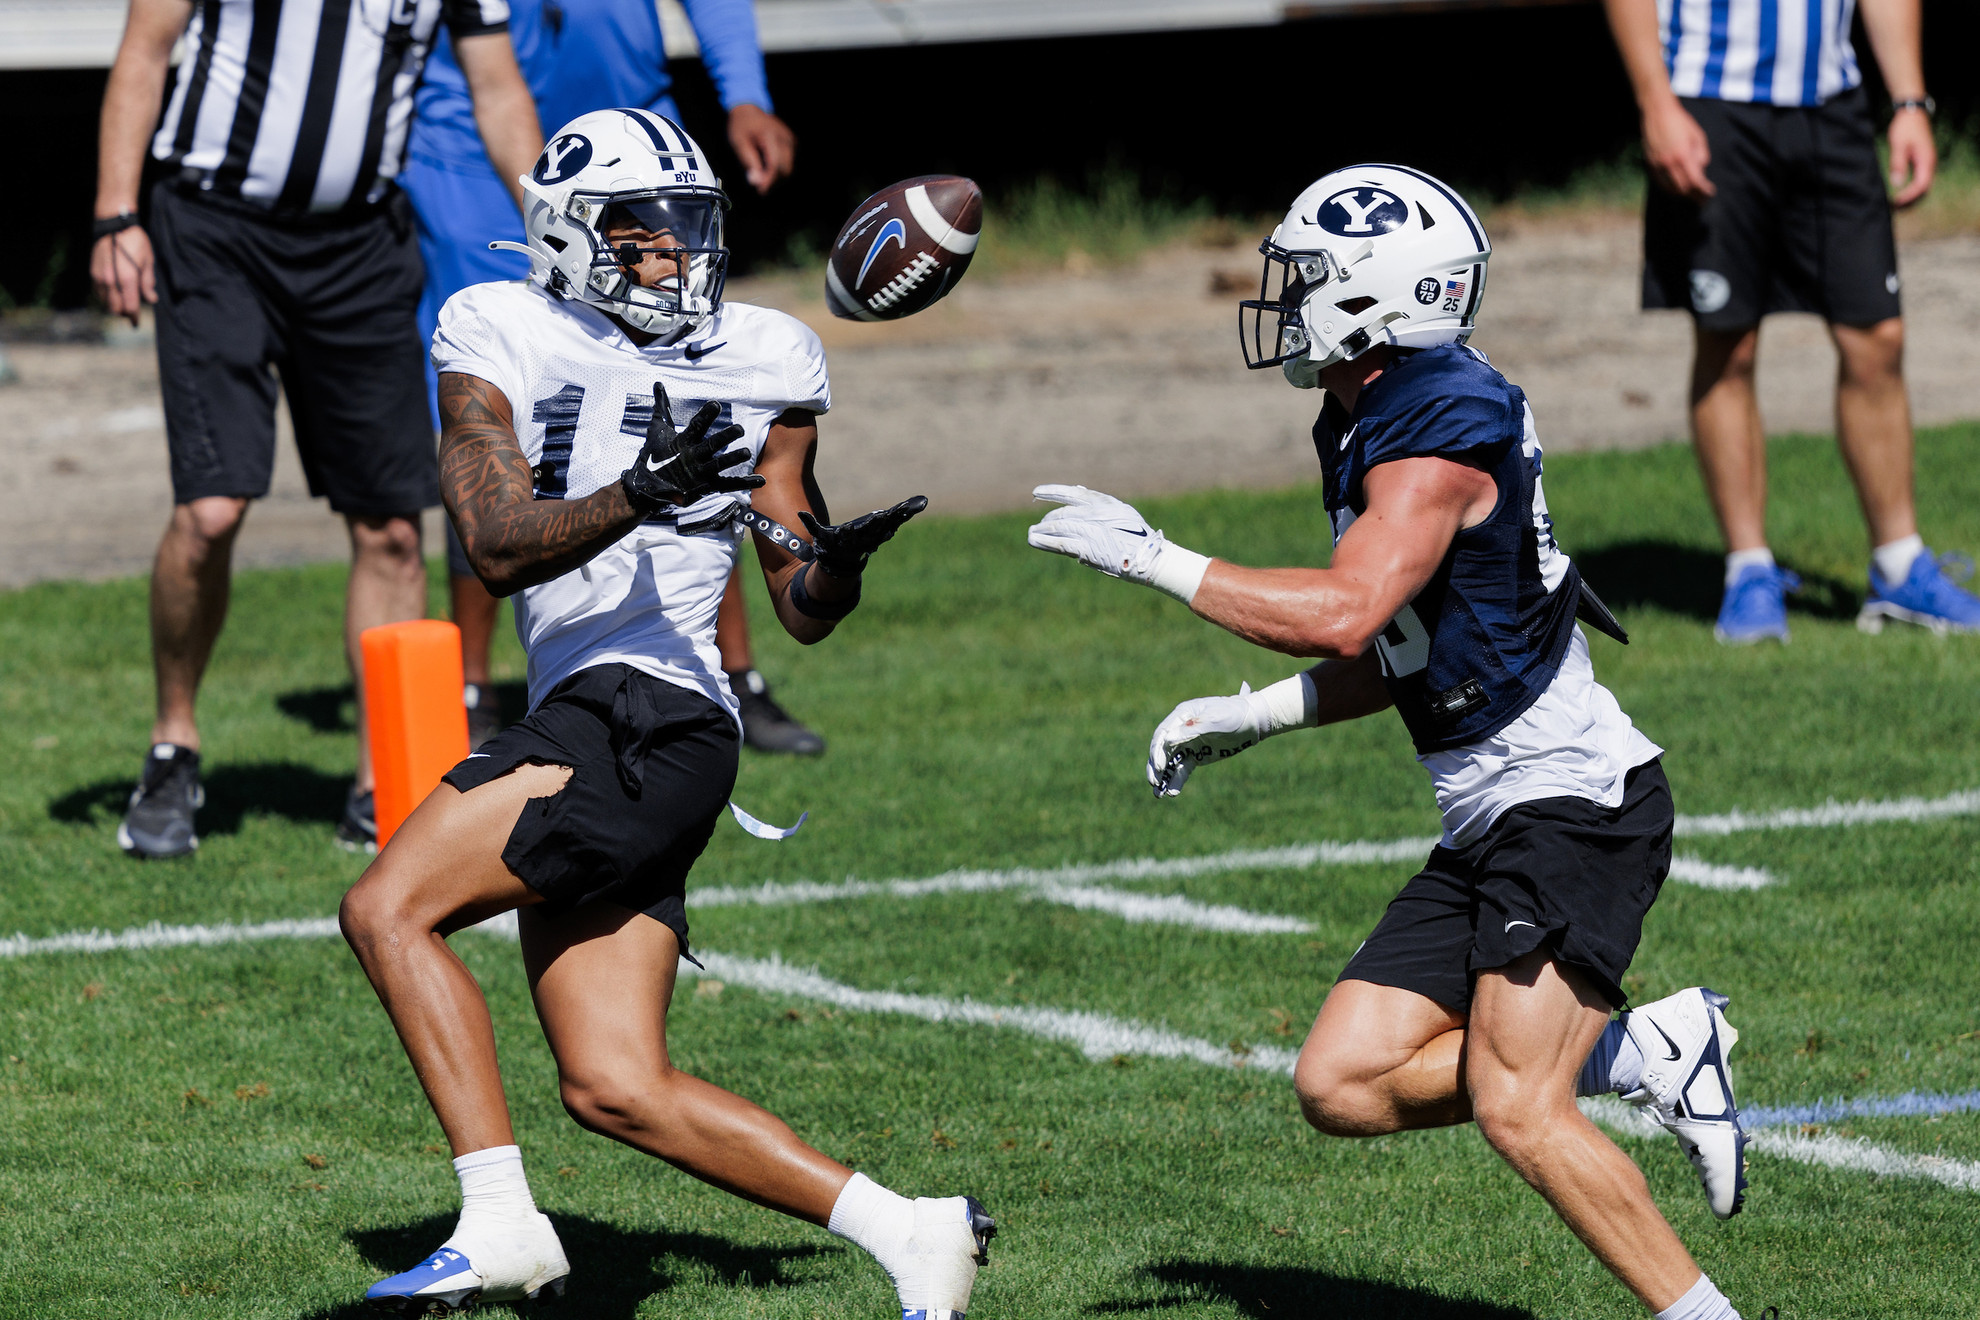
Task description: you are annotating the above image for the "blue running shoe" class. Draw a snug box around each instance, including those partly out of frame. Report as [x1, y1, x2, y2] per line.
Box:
[1714, 563, 1800, 645]
[1858, 548, 1980, 635]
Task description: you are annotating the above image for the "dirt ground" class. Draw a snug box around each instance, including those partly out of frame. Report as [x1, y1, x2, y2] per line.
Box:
[6, 213, 1979, 588]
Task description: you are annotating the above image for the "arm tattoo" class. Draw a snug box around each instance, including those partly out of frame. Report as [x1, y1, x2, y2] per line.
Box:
[438, 372, 644, 595]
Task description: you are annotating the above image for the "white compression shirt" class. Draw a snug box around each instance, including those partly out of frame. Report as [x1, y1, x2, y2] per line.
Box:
[1419, 627, 1663, 848]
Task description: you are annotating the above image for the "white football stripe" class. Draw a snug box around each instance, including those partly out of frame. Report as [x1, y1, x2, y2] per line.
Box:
[904, 184, 979, 255]
[1583, 1097, 1980, 1195]
[822, 261, 880, 321]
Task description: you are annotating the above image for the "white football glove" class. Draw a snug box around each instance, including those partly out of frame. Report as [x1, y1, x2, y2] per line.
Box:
[1147, 673, 1317, 798]
[1027, 484, 1212, 604]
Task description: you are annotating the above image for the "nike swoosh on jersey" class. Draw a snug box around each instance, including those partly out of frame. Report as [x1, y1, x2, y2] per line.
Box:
[1504, 919, 1535, 933]
[683, 340, 726, 360]
[1339, 423, 1359, 451]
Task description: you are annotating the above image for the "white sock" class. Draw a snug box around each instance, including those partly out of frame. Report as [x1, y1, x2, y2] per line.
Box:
[450, 1145, 539, 1243]
[1724, 547, 1774, 587]
[827, 1172, 916, 1280]
[1873, 533, 1925, 585]
[1655, 1273, 1741, 1320]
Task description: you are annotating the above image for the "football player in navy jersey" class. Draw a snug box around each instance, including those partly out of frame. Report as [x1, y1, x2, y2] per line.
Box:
[1030, 166, 1758, 1320]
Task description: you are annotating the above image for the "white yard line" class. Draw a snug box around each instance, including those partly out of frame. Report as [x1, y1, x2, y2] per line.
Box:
[2, 914, 1972, 1197]
[1673, 787, 1980, 837]
[1582, 1097, 1980, 1196]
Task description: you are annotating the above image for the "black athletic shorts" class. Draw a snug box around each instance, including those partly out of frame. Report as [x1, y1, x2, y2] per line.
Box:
[1643, 88, 1901, 331]
[150, 181, 440, 514]
[440, 663, 740, 959]
[1337, 760, 1673, 1012]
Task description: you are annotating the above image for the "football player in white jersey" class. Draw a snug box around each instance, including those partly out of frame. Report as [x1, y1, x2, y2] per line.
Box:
[339, 109, 994, 1316]
[1030, 167, 1760, 1320]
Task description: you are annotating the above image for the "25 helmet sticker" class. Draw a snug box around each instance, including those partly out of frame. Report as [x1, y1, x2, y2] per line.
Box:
[1316, 188, 1409, 237]
[535, 134, 593, 184]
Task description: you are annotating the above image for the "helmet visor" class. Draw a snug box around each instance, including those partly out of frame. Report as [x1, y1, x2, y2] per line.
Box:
[1238, 240, 1340, 370]
[598, 195, 726, 252]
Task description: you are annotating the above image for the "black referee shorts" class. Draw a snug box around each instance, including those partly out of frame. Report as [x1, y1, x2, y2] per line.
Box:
[1643, 88, 1901, 332]
[1337, 761, 1673, 1012]
[441, 664, 740, 960]
[150, 181, 439, 515]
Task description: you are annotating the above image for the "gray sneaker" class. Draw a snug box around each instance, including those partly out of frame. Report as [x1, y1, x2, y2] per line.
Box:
[729, 669, 825, 756]
[118, 744, 203, 858]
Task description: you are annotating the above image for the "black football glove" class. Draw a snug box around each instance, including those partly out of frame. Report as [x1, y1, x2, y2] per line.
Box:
[620, 381, 764, 513]
[799, 496, 929, 579]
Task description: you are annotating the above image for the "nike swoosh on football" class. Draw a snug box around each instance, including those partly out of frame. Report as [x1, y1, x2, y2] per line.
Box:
[1649, 1019, 1683, 1061]
[683, 341, 726, 360]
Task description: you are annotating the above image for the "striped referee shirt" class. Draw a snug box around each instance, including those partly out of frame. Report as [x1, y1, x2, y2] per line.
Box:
[1661, 0, 1861, 106]
[152, 0, 510, 215]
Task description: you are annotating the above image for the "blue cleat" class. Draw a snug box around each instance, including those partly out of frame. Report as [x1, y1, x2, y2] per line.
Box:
[366, 1226, 568, 1314]
[366, 1247, 483, 1314]
[1858, 548, 1980, 635]
[1714, 563, 1800, 645]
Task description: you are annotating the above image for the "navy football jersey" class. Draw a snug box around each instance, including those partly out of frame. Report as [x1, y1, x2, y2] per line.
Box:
[1316, 345, 1582, 754]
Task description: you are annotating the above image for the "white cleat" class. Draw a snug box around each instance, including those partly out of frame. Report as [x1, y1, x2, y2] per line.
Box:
[366, 1212, 570, 1313]
[1622, 987, 1749, 1219]
[897, 1195, 996, 1320]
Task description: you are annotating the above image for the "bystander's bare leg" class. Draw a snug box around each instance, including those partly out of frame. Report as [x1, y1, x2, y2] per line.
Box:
[1688, 325, 1768, 553]
[149, 496, 250, 750]
[1831, 317, 1918, 549]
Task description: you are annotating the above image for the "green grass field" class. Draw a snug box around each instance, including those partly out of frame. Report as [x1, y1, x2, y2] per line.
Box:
[4, 426, 1980, 1319]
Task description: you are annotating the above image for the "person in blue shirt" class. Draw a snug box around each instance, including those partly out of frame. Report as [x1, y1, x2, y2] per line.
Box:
[403, 0, 820, 756]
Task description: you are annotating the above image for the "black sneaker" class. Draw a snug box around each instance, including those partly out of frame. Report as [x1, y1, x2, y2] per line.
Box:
[118, 743, 203, 858]
[728, 669, 825, 756]
[336, 785, 377, 854]
[464, 682, 503, 750]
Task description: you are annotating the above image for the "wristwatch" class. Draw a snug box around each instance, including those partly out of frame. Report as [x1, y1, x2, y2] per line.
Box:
[1890, 96, 1936, 119]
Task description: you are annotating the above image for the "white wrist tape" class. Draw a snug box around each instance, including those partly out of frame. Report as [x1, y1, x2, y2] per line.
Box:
[1245, 672, 1318, 738]
[1146, 544, 1212, 604]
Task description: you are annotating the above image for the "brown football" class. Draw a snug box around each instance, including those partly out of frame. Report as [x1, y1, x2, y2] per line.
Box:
[825, 175, 983, 321]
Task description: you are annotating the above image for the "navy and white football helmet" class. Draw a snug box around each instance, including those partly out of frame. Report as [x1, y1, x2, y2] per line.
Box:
[1240, 165, 1491, 387]
[502, 108, 730, 337]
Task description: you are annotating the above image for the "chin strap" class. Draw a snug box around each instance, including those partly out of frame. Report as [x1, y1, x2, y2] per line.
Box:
[487, 239, 553, 280]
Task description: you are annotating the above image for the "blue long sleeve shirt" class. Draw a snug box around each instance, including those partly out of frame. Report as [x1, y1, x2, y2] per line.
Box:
[409, 0, 771, 175]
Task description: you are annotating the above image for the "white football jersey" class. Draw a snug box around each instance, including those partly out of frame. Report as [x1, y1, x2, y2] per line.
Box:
[431, 281, 831, 724]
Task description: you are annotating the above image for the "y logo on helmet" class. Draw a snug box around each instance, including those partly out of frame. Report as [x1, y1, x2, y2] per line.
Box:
[534, 134, 593, 184]
[1317, 188, 1409, 236]
[856, 218, 908, 287]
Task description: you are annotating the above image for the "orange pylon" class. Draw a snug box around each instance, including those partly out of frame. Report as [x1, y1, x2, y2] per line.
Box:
[361, 619, 469, 849]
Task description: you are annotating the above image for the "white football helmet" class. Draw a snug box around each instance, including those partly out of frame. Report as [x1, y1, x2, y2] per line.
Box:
[1239, 164, 1491, 387]
[503, 108, 730, 337]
